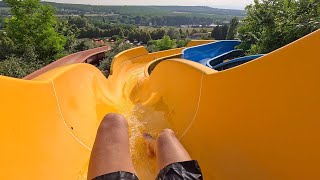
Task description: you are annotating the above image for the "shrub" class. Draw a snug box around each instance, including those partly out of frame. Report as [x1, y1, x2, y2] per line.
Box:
[156, 35, 176, 51]
[0, 56, 44, 78]
[98, 42, 134, 77]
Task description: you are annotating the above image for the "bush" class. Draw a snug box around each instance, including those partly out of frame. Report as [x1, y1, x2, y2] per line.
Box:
[0, 33, 16, 60]
[156, 35, 176, 51]
[237, 0, 320, 54]
[146, 44, 159, 52]
[0, 56, 44, 78]
[98, 42, 134, 77]
[72, 39, 101, 52]
[176, 39, 191, 48]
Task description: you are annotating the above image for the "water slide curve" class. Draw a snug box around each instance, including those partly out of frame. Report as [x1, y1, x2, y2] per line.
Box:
[0, 31, 319, 179]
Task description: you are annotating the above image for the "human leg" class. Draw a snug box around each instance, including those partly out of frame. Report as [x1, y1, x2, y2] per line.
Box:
[87, 113, 136, 180]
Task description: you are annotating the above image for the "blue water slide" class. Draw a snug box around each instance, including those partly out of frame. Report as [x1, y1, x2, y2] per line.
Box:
[212, 54, 264, 71]
[206, 49, 244, 68]
[182, 40, 241, 65]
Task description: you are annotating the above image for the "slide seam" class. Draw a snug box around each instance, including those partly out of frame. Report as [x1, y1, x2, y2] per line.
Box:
[179, 73, 204, 140]
[50, 80, 92, 151]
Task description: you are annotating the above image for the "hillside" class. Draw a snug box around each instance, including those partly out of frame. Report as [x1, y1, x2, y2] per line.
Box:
[0, 1, 246, 20]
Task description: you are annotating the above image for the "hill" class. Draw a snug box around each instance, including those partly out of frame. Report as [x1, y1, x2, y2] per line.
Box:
[0, 1, 246, 20]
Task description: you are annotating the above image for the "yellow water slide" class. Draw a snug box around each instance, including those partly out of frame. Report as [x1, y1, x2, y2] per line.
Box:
[0, 30, 319, 179]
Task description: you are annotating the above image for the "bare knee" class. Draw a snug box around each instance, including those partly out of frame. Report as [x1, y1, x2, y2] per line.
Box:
[157, 129, 176, 145]
[98, 113, 128, 132]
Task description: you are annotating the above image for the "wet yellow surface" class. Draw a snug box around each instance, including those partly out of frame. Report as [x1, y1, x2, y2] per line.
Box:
[0, 31, 320, 179]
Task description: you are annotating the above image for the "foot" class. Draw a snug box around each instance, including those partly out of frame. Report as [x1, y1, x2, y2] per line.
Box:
[143, 133, 156, 157]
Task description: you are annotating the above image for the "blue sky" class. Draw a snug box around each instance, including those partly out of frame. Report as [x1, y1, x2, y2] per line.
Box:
[43, 0, 254, 10]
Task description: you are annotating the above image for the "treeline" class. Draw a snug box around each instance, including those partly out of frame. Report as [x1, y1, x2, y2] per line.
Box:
[102, 15, 215, 26]
[42, 2, 245, 17]
[67, 15, 210, 42]
[1, 0, 319, 78]
[0, 2, 245, 26]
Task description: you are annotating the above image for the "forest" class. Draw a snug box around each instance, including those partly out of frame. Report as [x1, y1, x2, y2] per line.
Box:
[0, 0, 319, 78]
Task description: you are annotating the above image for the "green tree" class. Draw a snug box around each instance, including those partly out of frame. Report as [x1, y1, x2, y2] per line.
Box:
[151, 29, 166, 40]
[238, 0, 320, 54]
[226, 17, 239, 40]
[179, 28, 183, 34]
[186, 29, 190, 37]
[167, 27, 180, 40]
[127, 30, 136, 42]
[0, 32, 16, 59]
[156, 35, 176, 51]
[98, 41, 134, 77]
[119, 29, 125, 38]
[140, 31, 152, 44]
[211, 25, 228, 40]
[56, 20, 80, 51]
[4, 0, 66, 62]
[190, 29, 198, 35]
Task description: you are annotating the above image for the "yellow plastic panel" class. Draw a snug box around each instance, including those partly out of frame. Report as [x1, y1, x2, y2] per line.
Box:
[0, 31, 319, 180]
[186, 40, 215, 47]
[145, 30, 320, 179]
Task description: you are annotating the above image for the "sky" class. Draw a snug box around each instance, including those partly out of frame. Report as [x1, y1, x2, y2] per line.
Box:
[43, 0, 254, 10]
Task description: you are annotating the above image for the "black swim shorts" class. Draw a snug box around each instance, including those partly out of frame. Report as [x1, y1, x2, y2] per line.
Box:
[93, 160, 203, 180]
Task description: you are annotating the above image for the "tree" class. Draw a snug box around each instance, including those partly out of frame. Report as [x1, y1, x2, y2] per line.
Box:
[179, 28, 183, 36]
[4, 0, 66, 62]
[127, 30, 136, 42]
[118, 29, 125, 38]
[151, 29, 166, 40]
[237, 0, 320, 54]
[167, 27, 180, 39]
[140, 31, 152, 44]
[186, 29, 190, 37]
[98, 41, 134, 77]
[211, 25, 228, 40]
[57, 20, 80, 51]
[226, 17, 239, 40]
[0, 32, 16, 60]
[190, 29, 198, 35]
[156, 35, 176, 51]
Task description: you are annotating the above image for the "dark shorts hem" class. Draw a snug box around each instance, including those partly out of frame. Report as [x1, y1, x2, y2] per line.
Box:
[92, 171, 139, 180]
[156, 160, 203, 180]
[92, 160, 202, 180]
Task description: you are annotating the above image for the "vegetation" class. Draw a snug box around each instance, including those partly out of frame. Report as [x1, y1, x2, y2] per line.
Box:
[156, 35, 177, 51]
[237, 0, 320, 54]
[0, 0, 319, 78]
[4, 0, 66, 62]
[98, 41, 134, 77]
[226, 17, 239, 40]
[46, 4, 245, 16]
[211, 25, 229, 40]
[0, 2, 246, 26]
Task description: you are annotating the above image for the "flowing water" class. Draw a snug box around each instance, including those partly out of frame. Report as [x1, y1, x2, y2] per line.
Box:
[78, 67, 172, 179]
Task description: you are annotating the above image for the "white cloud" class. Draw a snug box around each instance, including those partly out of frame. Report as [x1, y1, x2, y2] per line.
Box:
[44, 0, 254, 10]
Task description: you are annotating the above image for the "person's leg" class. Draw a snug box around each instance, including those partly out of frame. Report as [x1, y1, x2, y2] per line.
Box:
[87, 113, 136, 180]
[144, 129, 192, 171]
